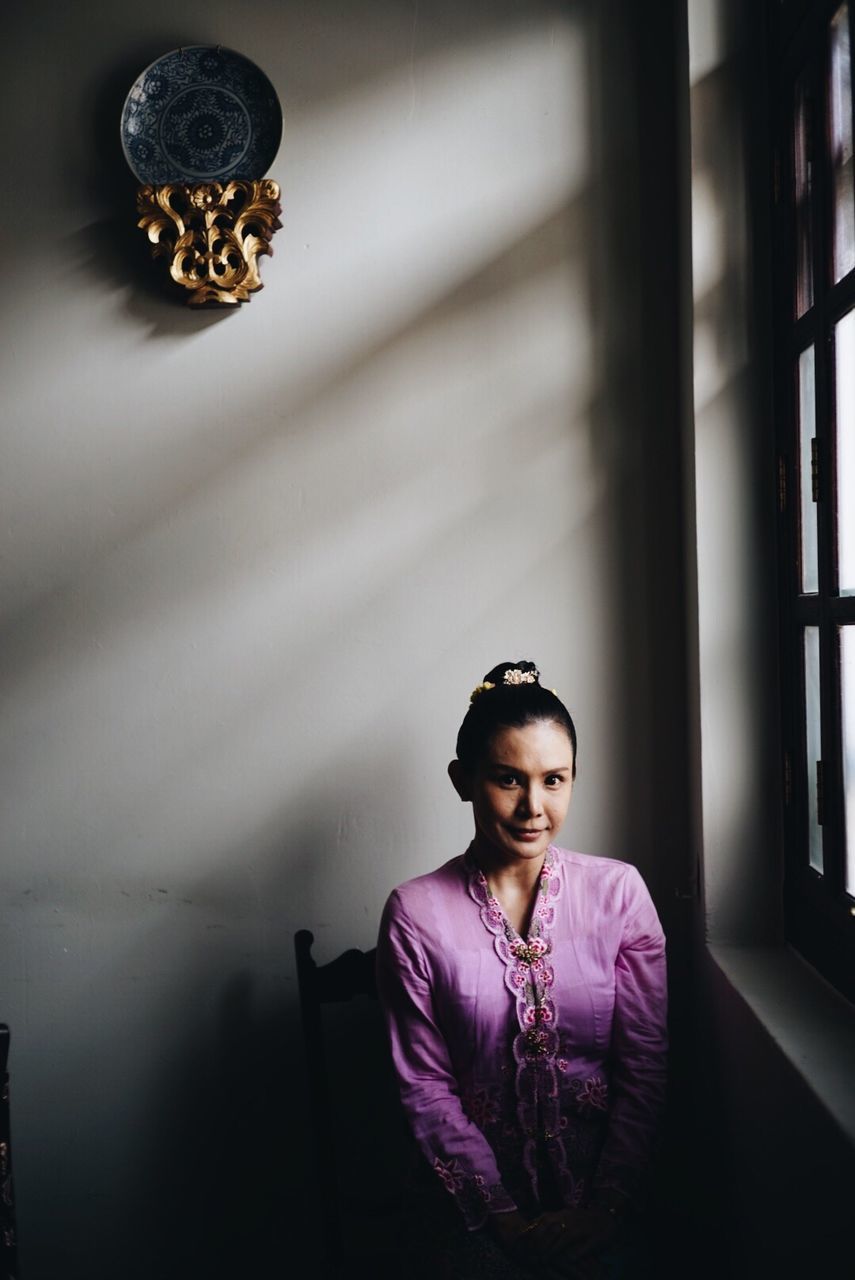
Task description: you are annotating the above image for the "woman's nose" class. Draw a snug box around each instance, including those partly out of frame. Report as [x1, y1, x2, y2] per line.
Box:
[518, 786, 543, 816]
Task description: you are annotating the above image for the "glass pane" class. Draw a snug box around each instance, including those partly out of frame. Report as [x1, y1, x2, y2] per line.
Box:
[836, 310, 855, 593]
[830, 4, 855, 281]
[794, 74, 815, 316]
[842, 628, 855, 894]
[804, 626, 824, 874]
[798, 347, 819, 592]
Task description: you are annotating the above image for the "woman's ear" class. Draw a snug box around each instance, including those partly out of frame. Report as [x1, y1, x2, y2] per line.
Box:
[447, 759, 472, 802]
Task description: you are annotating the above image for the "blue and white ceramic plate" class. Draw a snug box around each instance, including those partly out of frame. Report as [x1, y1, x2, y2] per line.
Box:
[121, 46, 282, 184]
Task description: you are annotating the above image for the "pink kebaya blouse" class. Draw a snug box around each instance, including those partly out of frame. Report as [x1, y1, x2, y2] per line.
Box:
[376, 846, 667, 1230]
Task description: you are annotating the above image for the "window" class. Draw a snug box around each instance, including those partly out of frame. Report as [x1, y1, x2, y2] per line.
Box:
[774, 0, 855, 1000]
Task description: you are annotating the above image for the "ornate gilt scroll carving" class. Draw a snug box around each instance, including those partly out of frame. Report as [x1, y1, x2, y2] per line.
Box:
[137, 179, 282, 305]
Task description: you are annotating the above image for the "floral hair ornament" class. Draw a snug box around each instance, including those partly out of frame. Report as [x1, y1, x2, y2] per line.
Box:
[502, 667, 539, 686]
[469, 681, 495, 703]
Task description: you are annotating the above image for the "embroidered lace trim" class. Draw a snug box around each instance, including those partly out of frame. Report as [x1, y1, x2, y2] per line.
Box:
[465, 847, 583, 1204]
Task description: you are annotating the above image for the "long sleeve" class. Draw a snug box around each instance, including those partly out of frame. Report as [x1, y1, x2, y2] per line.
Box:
[592, 865, 668, 1198]
[376, 889, 518, 1229]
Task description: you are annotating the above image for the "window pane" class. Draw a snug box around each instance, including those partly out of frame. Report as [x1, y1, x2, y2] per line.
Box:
[805, 626, 824, 874]
[830, 4, 855, 281]
[794, 74, 815, 316]
[843, 628, 855, 894]
[836, 309, 855, 593]
[799, 347, 819, 593]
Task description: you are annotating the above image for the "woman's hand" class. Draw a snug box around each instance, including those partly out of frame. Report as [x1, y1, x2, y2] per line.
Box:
[487, 1208, 530, 1251]
[512, 1207, 617, 1274]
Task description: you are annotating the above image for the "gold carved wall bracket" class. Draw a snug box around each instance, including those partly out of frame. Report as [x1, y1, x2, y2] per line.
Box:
[137, 179, 282, 306]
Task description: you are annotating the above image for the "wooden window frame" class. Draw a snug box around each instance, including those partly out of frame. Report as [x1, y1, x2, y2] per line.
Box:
[772, 0, 855, 1002]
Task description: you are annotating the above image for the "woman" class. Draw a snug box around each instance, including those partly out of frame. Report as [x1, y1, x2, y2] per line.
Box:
[376, 661, 668, 1278]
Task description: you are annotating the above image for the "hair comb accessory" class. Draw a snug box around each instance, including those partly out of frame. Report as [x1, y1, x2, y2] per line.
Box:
[469, 681, 496, 703]
[503, 667, 538, 686]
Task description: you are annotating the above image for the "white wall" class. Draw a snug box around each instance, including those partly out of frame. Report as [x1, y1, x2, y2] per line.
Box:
[688, 0, 781, 942]
[0, 2, 690, 1275]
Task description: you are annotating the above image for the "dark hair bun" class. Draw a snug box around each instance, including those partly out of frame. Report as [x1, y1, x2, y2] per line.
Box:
[482, 660, 540, 687]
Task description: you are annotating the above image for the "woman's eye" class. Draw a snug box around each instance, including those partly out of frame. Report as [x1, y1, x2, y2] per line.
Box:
[545, 775, 563, 787]
[498, 774, 519, 787]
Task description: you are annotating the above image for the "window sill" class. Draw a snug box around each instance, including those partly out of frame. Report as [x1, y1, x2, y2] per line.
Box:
[707, 942, 855, 1147]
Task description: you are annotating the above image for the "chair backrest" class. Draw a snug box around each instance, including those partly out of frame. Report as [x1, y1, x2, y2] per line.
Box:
[294, 929, 377, 1011]
[295, 930, 402, 1274]
[0, 1025, 18, 1280]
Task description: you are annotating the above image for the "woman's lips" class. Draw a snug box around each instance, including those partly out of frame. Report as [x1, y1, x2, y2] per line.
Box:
[510, 828, 545, 841]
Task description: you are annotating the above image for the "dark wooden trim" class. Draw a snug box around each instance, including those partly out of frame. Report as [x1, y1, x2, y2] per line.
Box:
[0, 1025, 18, 1280]
[770, 0, 855, 1000]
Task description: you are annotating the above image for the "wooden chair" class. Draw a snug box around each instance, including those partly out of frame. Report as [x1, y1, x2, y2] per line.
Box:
[294, 930, 405, 1278]
[0, 1026, 18, 1280]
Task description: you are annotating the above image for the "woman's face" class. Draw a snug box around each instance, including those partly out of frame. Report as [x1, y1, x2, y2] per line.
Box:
[451, 718, 575, 867]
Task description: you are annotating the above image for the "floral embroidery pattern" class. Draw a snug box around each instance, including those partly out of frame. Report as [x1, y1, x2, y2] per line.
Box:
[523, 1004, 553, 1026]
[463, 1085, 501, 1131]
[509, 937, 547, 964]
[576, 1075, 609, 1112]
[433, 1155, 509, 1217]
[434, 1155, 465, 1194]
[466, 848, 579, 1205]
